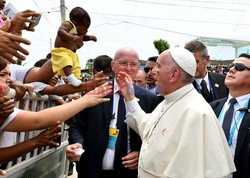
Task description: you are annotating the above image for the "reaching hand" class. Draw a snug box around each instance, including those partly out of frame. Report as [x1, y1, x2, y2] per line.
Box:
[116, 71, 135, 101]
[86, 71, 109, 91]
[84, 82, 112, 108]
[10, 81, 34, 101]
[9, 10, 40, 33]
[0, 30, 30, 63]
[83, 35, 97, 42]
[33, 121, 62, 148]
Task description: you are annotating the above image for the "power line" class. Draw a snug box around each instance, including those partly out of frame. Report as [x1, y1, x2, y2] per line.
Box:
[91, 12, 250, 27]
[93, 20, 198, 37]
[33, 0, 56, 29]
[160, 0, 250, 6]
[123, 0, 246, 12]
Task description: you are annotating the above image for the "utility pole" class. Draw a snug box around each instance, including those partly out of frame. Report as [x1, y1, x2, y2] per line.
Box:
[60, 0, 66, 22]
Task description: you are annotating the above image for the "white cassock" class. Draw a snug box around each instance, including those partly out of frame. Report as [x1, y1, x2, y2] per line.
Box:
[125, 84, 236, 178]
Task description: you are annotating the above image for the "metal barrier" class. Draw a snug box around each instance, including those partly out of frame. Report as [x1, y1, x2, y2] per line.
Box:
[2, 89, 70, 178]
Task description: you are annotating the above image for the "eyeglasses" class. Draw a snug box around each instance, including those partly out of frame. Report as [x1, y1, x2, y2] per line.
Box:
[116, 61, 139, 68]
[228, 63, 250, 71]
[144, 67, 154, 73]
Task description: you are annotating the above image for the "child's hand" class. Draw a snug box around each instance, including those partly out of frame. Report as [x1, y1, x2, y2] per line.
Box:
[90, 35, 97, 42]
[83, 35, 97, 42]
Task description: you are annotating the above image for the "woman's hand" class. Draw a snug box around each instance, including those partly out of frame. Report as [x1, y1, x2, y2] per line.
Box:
[84, 82, 112, 107]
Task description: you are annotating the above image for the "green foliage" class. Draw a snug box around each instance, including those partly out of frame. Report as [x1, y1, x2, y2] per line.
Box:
[153, 39, 170, 54]
[84, 58, 93, 75]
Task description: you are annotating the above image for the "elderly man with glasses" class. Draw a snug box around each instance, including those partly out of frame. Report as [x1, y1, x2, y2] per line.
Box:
[66, 47, 161, 178]
[210, 53, 250, 178]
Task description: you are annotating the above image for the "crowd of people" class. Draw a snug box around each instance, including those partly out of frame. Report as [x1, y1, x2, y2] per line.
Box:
[0, 1, 249, 178]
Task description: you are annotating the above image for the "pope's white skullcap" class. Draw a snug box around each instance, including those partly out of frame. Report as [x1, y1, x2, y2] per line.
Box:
[169, 47, 196, 77]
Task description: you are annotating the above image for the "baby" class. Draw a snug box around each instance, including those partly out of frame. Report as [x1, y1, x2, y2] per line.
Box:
[51, 7, 97, 87]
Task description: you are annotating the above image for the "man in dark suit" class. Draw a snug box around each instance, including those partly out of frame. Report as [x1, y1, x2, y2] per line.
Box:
[66, 47, 160, 178]
[185, 40, 228, 102]
[210, 53, 250, 178]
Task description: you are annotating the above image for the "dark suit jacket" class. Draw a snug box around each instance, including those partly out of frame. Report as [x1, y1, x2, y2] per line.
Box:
[193, 72, 228, 102]
[210, 98, 250, 178]
[69, 84, 162, 178]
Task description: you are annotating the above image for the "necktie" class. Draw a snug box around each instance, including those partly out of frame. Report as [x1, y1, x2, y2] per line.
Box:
[114, 95, 127, 173]
[200, 80, 212, 102]
[222, 98, 237, 141]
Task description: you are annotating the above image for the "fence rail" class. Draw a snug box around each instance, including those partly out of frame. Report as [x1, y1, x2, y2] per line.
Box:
[2, 89, 70, 178]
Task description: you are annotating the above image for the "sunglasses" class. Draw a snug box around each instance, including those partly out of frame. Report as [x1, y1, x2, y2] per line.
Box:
[228, 63, 250, 71]
[144, 67, 154, 73]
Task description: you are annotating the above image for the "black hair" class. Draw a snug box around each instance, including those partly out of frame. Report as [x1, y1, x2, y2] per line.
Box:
[46, 53, 51, 59]
[148, 56, 158, 62]
[34, 58, 49, 67]
[239, 53, 250, 59]
[0, 58, 7, 71]
[69, 7, 90, 26]
[93, 55, 112, 74]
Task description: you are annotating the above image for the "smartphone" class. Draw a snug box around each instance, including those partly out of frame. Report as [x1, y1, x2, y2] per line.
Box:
[28, 15, 41, 30]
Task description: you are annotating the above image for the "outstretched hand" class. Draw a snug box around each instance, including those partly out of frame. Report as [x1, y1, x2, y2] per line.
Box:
[116, 71, 135, 101]
[84, 82, 112, 108]
[34, 121, 62, 148]
[86, 71, 109, 91]
[9, 10, 40, 33]
[0, 30, 30, 63]
[10, 81, 34, 101]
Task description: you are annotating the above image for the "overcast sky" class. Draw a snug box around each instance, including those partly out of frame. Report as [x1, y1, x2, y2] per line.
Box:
[6, 0, 250, 67]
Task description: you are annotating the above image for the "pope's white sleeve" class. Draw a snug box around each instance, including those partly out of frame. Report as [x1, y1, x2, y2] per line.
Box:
[124, 98, 146, 138]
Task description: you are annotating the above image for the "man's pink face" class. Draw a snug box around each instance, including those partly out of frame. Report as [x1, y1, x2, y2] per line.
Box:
[111, 57, 140, 79]
[152, 53, 172, 95]
[193, 52, 208, 78]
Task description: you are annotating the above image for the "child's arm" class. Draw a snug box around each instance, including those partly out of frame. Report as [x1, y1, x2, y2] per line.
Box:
[82, 35, 97, 42]
[57, 21, 81, 43]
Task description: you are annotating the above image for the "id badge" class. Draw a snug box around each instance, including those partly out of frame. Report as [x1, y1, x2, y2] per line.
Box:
[107, 127, 119, 150]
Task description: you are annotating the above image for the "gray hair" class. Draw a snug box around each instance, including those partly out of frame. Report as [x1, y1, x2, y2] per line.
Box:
[184, 40, 208, 59]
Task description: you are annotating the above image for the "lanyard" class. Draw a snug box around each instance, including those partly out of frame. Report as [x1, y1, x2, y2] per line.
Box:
[218, 100, 249, 145]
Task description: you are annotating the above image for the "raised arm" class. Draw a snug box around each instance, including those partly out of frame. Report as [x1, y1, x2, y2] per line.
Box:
[3, 83, 112, 132]
[116, 71, 135, 101]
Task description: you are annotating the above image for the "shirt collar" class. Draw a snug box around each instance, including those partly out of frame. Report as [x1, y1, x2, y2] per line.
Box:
[228, 93, 250, 108]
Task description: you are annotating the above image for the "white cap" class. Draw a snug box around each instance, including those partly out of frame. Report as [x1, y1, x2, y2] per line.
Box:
[169, 47, 196, 77]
